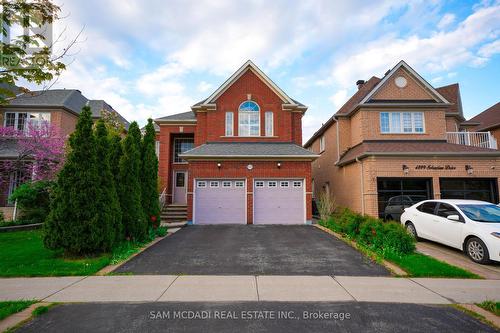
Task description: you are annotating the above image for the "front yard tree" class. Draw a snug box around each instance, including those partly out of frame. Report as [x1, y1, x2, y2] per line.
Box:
[109, 134, 123, 194]
[44, 106, 103, 254]
[118, 122, 147, 241]
[141, 119, 160, 228]
[95, 120, 122, 246]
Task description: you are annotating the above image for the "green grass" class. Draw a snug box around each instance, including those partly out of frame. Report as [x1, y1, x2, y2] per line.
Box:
[0, 301, 37, 320]
[0, 230, 111, 277]
[384, 252, 480, 278]
[476, 301, 500, 316]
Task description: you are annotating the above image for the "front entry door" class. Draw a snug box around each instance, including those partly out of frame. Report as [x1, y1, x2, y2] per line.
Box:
[173, 171, 187, 205]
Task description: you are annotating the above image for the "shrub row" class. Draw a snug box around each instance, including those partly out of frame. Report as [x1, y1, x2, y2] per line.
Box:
[321, 209, 415, 255]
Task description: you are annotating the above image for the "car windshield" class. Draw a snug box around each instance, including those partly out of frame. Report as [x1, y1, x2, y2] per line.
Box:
[457, 204, 500, 223]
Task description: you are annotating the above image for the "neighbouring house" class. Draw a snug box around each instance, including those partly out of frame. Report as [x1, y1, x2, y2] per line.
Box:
[460, 102, 500, 149]
[0, 89, 130, 220]
[155, 60, 318, 225]
[304, 60, 500, 219]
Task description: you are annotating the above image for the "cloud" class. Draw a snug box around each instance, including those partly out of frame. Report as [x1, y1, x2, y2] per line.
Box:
[197, 81, 213, 93]
[328, 3, 500, 88]
[329, 90, 349, 109]
[437, 13, 456, 29]
[478, 39, 500, 57]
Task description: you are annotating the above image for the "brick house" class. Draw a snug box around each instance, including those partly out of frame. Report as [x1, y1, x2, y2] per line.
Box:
[304, 60, 500, 219]
[154, 60, 317, 224]
[461, 102, 500, 148]
[0, 89, 129, 219]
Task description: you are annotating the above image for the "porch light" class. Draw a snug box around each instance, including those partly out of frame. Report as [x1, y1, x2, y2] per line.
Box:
[402, 164, 409, 175]
[217, 163, 222, 169]
[277, 162, 281, 168]
[465, 165, 473, 175]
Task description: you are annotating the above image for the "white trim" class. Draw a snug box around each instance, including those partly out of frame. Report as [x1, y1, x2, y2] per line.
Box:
[268, 181, 277, 188]
[197, 180, 207, 188]
[280, 181, 289, 187]
[209, 180, 220, 188]
[225, 111, 234, 136]
[255, 180, 265, 188]
[238, 101, 260, 137]
[380, 111, 425, 134]
[202, 60, 295, 105]
[319, 135, 326, 153]
[293, 180, 302, 188]
[222, 180, 232, 188]
[360, 60, 450, 104]
[265, 111, 273, 137]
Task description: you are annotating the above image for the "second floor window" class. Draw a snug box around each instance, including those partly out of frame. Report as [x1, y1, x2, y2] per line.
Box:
[265, 111, 273, 136]
[4, 112, 51, 132]
[238, 101, 260, 136]
[319, 135, 325, 152]
[225, 112, 233, 136]
[173, 138, 194, 163]
[380, 112, 424, 134]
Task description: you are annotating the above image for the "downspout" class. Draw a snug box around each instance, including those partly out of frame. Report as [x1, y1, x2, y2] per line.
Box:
[335, 116, 340, 163]
[355, 157, 365, 215]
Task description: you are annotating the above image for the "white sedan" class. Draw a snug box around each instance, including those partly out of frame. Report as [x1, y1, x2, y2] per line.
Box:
[400, 199, 500, 264]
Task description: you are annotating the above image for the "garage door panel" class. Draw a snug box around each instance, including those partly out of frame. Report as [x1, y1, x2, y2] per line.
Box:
[254, 179, 304, 224]
[194, 180, 246, 224]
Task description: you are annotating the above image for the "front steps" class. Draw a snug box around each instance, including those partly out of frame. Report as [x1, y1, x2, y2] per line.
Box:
[160, 204, 188, 228]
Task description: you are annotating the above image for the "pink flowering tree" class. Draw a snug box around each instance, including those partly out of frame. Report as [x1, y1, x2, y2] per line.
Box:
[0, 122, 66, 188]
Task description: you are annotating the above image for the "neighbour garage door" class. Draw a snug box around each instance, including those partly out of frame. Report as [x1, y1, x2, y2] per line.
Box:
[194, 179, 246, 224]
[440, 178, 499, 203]
[253, 179, 305, 224]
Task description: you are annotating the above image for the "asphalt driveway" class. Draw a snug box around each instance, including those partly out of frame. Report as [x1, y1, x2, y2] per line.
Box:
[18, 302, 497, 333]
[114, 225, 389, 276]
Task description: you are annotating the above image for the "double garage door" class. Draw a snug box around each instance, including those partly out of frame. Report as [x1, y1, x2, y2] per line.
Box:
[194, 179, 305, 224]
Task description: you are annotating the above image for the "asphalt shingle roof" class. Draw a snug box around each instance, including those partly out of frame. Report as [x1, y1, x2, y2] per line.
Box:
[180, 142, 318, 159]
[463, 102, 500, 131]
[88, 99, 130, 130]
[8, 89, 88, 114]
[337, 140, 500, 166]
[155, 111, 196, 122]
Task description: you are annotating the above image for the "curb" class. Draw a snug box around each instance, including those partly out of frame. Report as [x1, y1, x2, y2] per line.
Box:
[314, 224, 408, 276]
[458, 303, 500, 329]
[0, 302, 51, 332]
[0, 223, 42, 233]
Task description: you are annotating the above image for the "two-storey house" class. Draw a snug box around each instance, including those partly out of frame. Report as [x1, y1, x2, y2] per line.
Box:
[461, 102, 500, 148]
[304, 60, 500, 219]
[0, 89, 130, 219]
[155, 60, 317, 225]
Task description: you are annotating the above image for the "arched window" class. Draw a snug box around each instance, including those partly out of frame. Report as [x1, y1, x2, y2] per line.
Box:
[238, 101, 260, 136]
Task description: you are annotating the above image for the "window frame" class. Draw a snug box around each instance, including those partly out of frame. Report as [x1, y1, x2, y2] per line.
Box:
[265, 111, 273, 136]
[280, 181, 289, 188]
[173, 137, 195, 163]
[238, 101, 260, 137]
[197, 181, 207, 188]
[255, 181, 265, 188]
[319, 135, 325, 152]
[222, 181, 232, 188]
[293, 181, 302, 188]
[225, 112, 234, 136]
[235, 181, 245, 188]
[380, 112, 425, 134]
[268, 181, 277, 188]
[209, 181, 219, 188]
[4, 111, 51, 133]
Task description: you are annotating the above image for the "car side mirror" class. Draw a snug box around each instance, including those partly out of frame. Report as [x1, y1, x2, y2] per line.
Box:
[447, 215, 461, 222]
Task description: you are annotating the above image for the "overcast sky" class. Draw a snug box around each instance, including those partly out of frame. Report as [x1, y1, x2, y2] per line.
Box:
[41, 0, 500, 141]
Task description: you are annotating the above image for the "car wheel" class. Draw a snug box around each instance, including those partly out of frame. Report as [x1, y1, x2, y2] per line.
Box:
[466, 237, 490, 264]
[405, 222, 418, 240]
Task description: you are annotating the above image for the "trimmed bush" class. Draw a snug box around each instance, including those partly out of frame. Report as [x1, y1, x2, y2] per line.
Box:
[320, 209, 415, 255]
[9, 180, 53, 224]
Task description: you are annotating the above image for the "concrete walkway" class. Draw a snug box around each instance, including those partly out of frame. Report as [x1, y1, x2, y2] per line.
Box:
[1, 275, 499, 304]
[417, 240, 500, 279]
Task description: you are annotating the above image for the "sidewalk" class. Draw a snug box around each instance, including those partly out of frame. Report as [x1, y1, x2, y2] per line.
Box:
[1, 275, 499, 304]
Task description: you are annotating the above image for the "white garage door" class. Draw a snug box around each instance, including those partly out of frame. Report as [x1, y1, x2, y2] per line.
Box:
[253, 179, 305, 224]
[194, 179, 246, 224]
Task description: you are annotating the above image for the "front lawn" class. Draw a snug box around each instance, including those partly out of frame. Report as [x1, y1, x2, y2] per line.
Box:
[0, 229, 167, 277]
[0, 300, 37, 320]
[0, 230, 111, 277]
[319, 209, 479, 278]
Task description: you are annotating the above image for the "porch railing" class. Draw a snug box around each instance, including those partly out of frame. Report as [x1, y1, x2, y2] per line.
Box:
[446, 132, 498, 149]
[159, 187, 167, 210]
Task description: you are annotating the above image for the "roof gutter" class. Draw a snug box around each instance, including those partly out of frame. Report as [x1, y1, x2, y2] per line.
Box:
[179, 154, 319, 161]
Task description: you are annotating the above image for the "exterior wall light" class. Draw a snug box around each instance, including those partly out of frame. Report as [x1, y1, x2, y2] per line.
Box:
[465, 165, 473, 175]
[402, 164, 409, 175]
[217, 163, 221, 169]
[277, 162, 281, 168]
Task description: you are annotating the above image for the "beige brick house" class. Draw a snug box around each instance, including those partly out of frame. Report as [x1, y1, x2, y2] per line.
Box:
[304, 60, 500, 219]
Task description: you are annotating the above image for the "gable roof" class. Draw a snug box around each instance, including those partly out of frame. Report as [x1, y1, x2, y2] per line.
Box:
[193, 60, 305, 109]
[180, 142, 318, 160]
[463, 102, 500, 131]
[155, 111, 197, 123]
[359, 60, 450, 105]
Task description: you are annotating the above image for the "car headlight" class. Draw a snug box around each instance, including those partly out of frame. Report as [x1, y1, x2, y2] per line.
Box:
[491, 232, 500, 239]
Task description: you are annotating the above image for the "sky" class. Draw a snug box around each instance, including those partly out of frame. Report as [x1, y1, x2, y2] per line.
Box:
[37, 0, 500, 141]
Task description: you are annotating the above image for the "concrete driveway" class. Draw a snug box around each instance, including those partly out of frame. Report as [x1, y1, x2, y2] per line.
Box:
[17, 302, 497, 333]
[114, 225, 389, 276]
